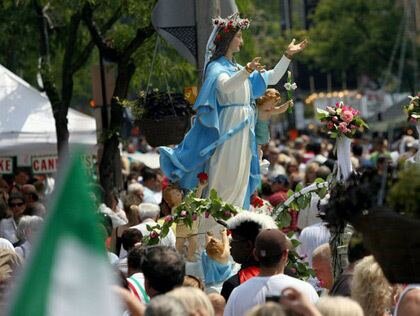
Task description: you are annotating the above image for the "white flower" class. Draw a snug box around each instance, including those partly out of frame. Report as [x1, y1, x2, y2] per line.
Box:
[284, 82, 298, 91]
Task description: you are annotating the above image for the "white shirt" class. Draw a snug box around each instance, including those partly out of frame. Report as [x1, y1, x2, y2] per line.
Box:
[132, 218, 176, 248]
[142, 187, 162, 205]
[224, 274, 318, 316]
[297, 222, 331, 267]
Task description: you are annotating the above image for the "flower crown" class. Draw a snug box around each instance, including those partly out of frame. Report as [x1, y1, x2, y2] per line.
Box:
[212, 13, 250, 32]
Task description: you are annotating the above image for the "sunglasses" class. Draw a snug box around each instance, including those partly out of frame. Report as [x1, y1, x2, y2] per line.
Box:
[9, 202, 24, 207]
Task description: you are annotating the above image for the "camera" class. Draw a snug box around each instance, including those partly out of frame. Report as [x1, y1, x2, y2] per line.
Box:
[265, 295, 281, 303]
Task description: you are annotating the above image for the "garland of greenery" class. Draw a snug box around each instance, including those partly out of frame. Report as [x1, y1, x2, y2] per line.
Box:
[143, 189, 239, 245]
[272, 178, 329, 228]
[142, 186, 320, 281]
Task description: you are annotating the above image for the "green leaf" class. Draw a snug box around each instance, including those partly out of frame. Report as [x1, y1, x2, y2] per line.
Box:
[146, 224, 153, 231]
[314, 178, 325, 184]
[276, 210, 291, 228]
[291, 238, 301, 248]
[161, 225, 169, 238]
[287, 189, 294, 198]
[295, 183, 303, 192]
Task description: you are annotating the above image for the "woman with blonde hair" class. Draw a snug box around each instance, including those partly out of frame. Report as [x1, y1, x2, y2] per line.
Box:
[316, 296, 364, 316]
[351, 255, 393, 316]
[167, 286, 215, 316]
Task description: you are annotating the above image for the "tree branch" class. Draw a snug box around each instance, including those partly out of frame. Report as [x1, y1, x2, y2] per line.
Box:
[82, 3, 121, 62]
[62, 12, 82, 106]
[72, 4, 122, 72]
[121, 24, 155, 61]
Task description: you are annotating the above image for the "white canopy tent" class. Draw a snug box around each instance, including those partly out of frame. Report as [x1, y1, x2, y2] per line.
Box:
[0, 64, 97, 167]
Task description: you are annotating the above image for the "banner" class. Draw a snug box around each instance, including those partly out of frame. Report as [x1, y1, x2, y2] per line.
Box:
[32, 156, 58, 174]
[0, 157, 13, 174]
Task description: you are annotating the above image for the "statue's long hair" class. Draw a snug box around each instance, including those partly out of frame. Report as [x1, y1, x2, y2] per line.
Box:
[209, 27, 239, 64]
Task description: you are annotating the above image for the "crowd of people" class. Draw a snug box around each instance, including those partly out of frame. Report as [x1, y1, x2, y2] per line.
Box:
[1, 11, 419, 316]
[0, 125, 418, 315]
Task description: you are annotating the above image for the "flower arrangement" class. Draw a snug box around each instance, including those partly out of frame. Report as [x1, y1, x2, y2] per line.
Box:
[284, 71, 297, 113]
[143, 188, 239, 245]
[316, 102, 368, 138]
[404, 94, 420, 122]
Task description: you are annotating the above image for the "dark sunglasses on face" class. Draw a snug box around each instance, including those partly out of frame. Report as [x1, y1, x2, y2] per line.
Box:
[9, 202, 24, 207]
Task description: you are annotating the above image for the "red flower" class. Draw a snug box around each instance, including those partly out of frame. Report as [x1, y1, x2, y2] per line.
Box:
[192, 213, 198, 221]
[215, 34, 222, 42]
[204, 211, 210, 218]
[197, 172, 208, 182]
[251, 196, 264, 208]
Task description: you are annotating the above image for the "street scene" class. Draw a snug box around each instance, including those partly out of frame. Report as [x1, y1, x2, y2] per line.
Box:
[0, 0, 419, 315]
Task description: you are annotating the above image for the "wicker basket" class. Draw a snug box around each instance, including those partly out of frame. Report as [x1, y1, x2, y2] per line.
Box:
[138, 115, 191, 148]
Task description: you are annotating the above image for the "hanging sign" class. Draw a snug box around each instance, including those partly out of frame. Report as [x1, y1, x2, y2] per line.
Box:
[32, 155, 58, 174]
[0, 157, 13, 174]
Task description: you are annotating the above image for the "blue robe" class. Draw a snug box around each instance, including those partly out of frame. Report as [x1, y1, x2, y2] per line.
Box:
[159, 57, 268, 209]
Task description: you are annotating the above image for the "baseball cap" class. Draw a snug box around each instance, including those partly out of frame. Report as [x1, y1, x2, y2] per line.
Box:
[271, 175, 289, 186]
[255, 229, 292, 259]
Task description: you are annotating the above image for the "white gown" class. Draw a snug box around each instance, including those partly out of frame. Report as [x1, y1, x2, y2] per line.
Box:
[197, 56, 291, 244]
[208, 55, 291, 208]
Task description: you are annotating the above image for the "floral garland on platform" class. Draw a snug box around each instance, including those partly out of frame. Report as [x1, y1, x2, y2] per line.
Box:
[271, 179, 329, 229]
[143, 188, 239, 245]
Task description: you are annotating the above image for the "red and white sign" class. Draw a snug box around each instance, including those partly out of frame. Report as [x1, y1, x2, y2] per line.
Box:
[32, 156, 58, 174]
[0, 157, 13, 174]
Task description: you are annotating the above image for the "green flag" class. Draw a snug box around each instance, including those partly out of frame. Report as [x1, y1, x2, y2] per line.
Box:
[9, 152, 121, 316]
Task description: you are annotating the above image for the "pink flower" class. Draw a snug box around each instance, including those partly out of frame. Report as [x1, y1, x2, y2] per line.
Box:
[326, 122, 335, 130]
[332, 116, 339, 122]
[204, 211, 210, 218]
[340, 110, 353, 123]
[351, 107, 359, 116]
[180, 210, 187, 217]
[335, 103, 340, 108]
[223, 210, 231, 217]
[150, 231, 159, 239]
[192, 213, 198, 221]
[338, 122, 349, 133]
[164, 215, 173, 223]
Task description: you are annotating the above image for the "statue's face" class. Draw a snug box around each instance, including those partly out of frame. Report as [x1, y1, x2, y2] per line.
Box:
[227, 30, 243, 54]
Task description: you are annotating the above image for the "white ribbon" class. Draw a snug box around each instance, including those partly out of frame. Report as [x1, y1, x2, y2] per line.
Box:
[336, 136, 353, 181]
[203, 25, 219, 77]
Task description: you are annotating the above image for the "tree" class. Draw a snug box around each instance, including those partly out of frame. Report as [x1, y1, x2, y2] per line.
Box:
[1, 0, 122, 164]
[82, 1, 157, 195]
[304, 0, 404, 85]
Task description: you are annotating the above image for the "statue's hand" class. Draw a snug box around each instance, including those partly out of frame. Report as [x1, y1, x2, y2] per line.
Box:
[285, 38, 308, 58]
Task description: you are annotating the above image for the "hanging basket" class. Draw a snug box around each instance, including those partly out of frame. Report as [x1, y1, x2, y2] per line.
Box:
[138, 114, 191, 148]
[136, 91, 193, 147]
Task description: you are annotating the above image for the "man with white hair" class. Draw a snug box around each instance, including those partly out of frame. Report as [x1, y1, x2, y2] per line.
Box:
[127, 183, 144, 202]
[131, 203, 175, 248]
